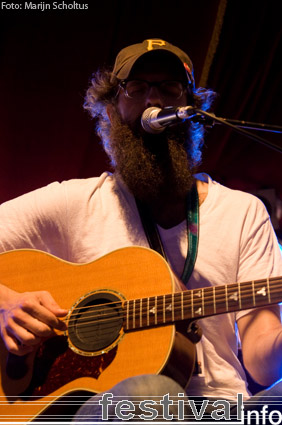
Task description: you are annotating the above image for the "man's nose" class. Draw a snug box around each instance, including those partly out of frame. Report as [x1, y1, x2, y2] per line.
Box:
[145, 86, 164, 109]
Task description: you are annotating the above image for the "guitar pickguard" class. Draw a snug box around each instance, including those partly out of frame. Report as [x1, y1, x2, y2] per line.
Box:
[8, 335, 117, 400]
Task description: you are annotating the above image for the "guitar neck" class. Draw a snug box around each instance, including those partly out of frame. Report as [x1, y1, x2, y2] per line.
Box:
[124, 276, 282, 331]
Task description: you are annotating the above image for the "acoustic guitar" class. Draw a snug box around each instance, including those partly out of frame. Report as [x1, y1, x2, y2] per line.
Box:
[0, 246, 281, 421]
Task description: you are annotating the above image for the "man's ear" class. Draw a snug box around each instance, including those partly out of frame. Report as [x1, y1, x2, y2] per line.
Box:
[106, 104, 115, 124]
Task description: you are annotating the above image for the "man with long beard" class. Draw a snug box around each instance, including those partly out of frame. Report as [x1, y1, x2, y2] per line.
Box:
[0, 39, 282, 422]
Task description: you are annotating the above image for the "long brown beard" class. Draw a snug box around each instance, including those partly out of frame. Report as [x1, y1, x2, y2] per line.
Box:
[107, 113, 195, 204]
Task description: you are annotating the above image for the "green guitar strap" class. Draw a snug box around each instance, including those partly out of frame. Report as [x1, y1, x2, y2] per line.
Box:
[181, 183, 199, 285]
[136, 183, 199, 285]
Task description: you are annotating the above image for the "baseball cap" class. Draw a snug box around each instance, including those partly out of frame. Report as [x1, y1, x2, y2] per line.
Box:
[111, 38, 195, 91]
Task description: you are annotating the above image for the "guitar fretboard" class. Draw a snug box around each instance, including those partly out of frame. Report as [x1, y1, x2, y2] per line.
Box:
[124, 276, 282, 331]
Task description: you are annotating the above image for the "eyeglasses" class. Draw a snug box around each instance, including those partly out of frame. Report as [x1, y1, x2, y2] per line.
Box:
[119, 79, 186, 100]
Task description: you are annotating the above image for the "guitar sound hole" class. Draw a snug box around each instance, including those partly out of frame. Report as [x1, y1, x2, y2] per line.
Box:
[68, 291, 123, 354]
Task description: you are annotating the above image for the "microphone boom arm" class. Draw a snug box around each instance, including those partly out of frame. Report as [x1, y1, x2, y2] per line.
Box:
[190, 108, 282, 154]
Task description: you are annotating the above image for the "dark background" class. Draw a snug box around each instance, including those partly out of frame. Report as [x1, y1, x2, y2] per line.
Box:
[0, 0, 281, 235]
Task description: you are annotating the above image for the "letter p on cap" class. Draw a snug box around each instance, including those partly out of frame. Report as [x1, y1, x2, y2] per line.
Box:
[146, 39, 166, 51]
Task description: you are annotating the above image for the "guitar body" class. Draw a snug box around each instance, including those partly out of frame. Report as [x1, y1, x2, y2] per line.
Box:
[0, 246, 196, 422]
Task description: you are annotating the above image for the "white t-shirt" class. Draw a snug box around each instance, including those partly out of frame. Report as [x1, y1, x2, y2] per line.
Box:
[0, 172, 281, 399]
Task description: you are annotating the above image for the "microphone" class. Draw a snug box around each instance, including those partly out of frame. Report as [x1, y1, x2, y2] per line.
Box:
[141, 106, 196, 134]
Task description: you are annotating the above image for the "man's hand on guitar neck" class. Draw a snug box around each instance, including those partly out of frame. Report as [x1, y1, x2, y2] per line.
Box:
[0, 284, 68, 356]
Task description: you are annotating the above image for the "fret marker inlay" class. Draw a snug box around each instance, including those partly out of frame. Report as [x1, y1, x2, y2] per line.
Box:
[257, 287, 266, 297]
[149, 307, 156, 315]
[229, 292, 238, 301]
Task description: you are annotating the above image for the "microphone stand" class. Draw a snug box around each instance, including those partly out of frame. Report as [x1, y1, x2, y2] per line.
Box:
[190, 108, 282, 154]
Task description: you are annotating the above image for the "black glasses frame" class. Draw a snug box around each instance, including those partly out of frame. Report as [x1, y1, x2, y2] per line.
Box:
[119, 79, 187, 100]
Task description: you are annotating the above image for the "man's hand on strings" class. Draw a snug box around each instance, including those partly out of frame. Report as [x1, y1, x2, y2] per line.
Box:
[0, 284, 68, 355]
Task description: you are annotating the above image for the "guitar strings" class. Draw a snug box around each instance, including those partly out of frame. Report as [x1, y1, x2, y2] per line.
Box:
[63, 281, 282, 343]
[64, 278, 282, 333]
[63, 284, 282, 342]
[65, 277, 282, 322]
[64, 276, 282, 322]
[65, 278, 282, 328]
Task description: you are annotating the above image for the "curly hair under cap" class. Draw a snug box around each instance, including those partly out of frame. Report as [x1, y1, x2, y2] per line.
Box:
[84, 68, 216, 168]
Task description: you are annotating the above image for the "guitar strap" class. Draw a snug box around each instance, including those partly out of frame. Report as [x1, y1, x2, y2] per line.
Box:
[135, 183, 199, 285]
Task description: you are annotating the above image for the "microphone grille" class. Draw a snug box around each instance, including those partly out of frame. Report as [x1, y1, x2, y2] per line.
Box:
[141, 107, 163, 134]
